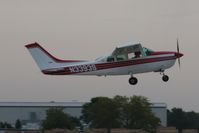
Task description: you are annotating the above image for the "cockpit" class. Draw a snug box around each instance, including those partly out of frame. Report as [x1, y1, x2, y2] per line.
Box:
[95, 44, 154, 63]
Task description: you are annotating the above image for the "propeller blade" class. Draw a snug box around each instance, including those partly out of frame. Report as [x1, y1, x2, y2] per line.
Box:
[177, 39, 181, 68]
[177, 39, 179, 53]
[178, 58, 181, 68]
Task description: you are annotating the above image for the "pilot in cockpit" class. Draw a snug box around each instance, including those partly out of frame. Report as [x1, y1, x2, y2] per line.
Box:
[134, 51, 141, 58]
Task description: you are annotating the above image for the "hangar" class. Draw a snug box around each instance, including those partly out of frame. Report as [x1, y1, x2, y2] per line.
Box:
[0, 102, 167, 129]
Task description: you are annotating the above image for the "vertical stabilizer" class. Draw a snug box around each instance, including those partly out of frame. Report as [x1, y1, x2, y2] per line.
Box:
[25, 42, 61, 70]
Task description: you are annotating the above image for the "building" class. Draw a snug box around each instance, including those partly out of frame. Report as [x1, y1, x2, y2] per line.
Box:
[151, 103, 167, 127]
[0, 102, 167, 129]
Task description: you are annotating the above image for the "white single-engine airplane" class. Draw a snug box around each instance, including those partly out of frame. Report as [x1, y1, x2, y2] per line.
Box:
[25, 41, 183, 85]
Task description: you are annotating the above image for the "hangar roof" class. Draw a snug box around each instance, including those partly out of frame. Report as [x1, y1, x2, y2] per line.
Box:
[0, 102, 84, 107]
[0, 102, 166, 108]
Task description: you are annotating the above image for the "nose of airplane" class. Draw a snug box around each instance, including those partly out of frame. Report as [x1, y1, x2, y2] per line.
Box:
[175, 52, 184, 58]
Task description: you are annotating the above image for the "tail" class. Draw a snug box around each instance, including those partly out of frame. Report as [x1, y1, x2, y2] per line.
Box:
[25, 42, 84, 70]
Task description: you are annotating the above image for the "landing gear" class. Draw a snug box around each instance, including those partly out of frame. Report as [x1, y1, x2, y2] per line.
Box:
[162, 75, 169, 82]
[160, 70, 169, 82]
[129, 77, 138, 85]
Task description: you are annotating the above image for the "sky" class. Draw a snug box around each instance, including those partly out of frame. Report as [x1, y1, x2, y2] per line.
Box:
[0, 0, 198, 111]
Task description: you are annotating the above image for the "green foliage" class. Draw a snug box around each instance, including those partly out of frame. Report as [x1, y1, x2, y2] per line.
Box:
[82, 97, 121, 133]
[15, 119, 22, 129]
[168, 108, 199, 133]
[113, 95, 130, 127]
[0, 122, 5, 128]
[42, 108, 77, 130]
[0, 122, 13, 129]
[70, 117, 81, 127]
[114, 95, 160, 132]
[82, 95, 160, 133]
[168, 108, 186, 132]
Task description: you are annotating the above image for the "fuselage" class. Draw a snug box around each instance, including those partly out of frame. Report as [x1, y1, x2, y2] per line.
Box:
[41, 51, 183, 76]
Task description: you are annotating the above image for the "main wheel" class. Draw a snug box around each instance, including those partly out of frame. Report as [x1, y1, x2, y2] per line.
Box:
[129, 77, 138, 85]
[162, 75, 169, 82]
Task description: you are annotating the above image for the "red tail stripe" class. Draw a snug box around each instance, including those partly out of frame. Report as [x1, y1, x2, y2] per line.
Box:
[25, 42, 86, 63]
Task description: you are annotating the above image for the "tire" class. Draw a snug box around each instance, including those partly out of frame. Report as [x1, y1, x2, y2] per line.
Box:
[129, 77, 138, 85]
[162, 75, 169, 82]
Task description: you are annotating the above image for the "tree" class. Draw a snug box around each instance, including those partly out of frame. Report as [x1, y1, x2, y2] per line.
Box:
[42, 108, 76, 130]
[0, 122, 13, 129]
[82, 97, 121, 133]
[168, 108, 199, 133]
[128, 96, 160, 131]
[82, 96, 160, 133]
[15, 119, 22, 129]
[185, 111, 199, 130]
[113, 95, 160, 132]
[168, 108, 187, 133]
[113, 95, 131, 127]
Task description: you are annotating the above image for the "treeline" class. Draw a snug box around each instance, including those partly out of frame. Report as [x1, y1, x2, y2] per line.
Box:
[168, 108, 199, 133]
[0, 119, 22, 129]
[42, 108, 81, 130]
[0, 122, 13, 129]
[43, 95, 160, 133]
[42, 95, 199, 133]
[1, 95, 199, 133]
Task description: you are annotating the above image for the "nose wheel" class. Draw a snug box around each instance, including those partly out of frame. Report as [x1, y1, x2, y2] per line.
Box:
[129, 77, 138, 85]
[160, 70, 169, 82]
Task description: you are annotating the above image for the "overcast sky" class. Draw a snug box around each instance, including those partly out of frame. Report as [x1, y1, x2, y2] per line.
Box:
[0, 0, 198, 111]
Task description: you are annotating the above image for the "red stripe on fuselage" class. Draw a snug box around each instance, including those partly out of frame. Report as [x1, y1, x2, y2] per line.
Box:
[149, 51, 175, 56]
[42, 54, 176, 75]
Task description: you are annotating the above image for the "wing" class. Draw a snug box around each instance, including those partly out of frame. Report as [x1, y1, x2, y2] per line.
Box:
[111, 43, 143, 56]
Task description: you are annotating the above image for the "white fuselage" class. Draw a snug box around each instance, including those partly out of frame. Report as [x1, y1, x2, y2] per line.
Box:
[42, 53, 177, 76]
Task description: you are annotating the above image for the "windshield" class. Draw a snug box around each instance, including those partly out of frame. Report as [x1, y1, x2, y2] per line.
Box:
[143, 47, 154, 56]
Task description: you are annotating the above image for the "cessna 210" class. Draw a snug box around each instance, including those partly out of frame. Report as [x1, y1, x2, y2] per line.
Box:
[25, 41, 183, 85]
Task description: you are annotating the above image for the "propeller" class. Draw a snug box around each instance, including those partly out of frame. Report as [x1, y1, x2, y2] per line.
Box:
[177, 39, 181, 68]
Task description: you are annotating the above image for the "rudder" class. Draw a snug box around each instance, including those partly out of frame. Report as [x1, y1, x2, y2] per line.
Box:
[25, 42, 60, 70]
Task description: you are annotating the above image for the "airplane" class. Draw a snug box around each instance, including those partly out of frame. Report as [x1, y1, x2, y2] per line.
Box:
[25, 41, 183, 85]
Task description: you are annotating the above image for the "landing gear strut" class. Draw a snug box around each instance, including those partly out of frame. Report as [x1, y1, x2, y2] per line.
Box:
[129, 77, 138, 85]
[160, 70, 169, 82]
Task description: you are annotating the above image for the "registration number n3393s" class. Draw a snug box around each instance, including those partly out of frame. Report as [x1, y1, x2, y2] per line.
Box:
[69, 64, 97, 73]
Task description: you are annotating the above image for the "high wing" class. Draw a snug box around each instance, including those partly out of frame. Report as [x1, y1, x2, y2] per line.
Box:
[111, 43, 146, 56]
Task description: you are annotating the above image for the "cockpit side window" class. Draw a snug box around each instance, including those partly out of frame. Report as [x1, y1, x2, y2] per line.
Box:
[116, 57, 124, 61]
[107, 56, 115, 62]
[116, 54, 127, 61]
[107, 55, 127, 62]
[128, 51, 141, 59]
